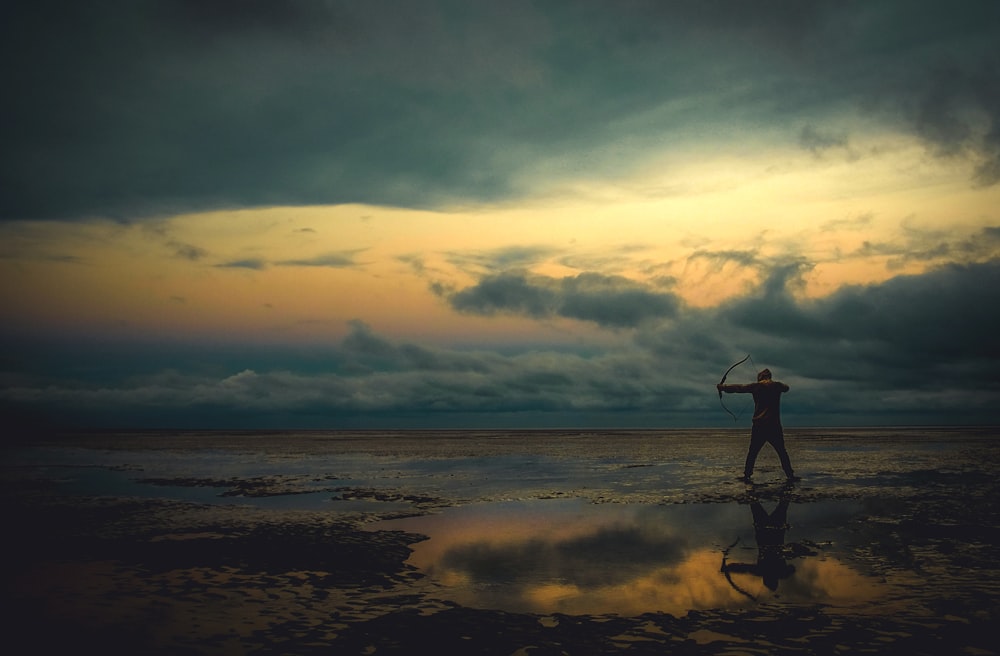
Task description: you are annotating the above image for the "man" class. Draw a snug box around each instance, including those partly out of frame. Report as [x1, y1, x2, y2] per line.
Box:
[717, 368, 798, 482]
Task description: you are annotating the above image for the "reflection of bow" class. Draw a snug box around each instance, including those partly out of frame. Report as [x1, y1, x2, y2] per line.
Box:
[720, 536, 757, 601]
[718, 354, 751, 422]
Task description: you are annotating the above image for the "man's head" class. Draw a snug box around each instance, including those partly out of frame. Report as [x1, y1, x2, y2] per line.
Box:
[757, 369, 772, 382]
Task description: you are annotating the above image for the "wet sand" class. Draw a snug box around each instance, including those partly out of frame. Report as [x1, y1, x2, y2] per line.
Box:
[3, 428, 998, 654]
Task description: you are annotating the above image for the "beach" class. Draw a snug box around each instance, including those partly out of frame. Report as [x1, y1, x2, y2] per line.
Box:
[3, 427, 998, 654]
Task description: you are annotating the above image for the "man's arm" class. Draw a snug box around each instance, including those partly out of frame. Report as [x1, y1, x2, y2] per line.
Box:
[718, 383, 755, 394]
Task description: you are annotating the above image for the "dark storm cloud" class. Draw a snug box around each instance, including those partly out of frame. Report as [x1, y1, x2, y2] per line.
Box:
[1, 317, 692, 428]
[3, 0, 999, 221]
[160, 0, 342, 36]
[627, 254, 1000, 422]
[340, 320, 493, 374]
[654, 259, 1000, 422]
[731, 261, 1000, 367]
[449, 271, 679, 328]
[912, 62, 1000, 186]
[3, 258, 1000, 428]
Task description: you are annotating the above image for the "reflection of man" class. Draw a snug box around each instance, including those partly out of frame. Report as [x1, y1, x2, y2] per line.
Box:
[722, 499, 796, 594]
[717, 368, 797, 482]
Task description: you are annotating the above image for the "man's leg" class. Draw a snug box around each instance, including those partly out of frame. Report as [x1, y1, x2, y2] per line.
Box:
[768, 428, 796, 479]
[743, 428, 766, 479]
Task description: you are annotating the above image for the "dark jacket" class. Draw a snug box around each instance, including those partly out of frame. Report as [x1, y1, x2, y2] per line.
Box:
[718, 379, 789, 425]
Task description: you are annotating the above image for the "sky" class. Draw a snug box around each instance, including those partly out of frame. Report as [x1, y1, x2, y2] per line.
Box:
[2, 0, 1000, 429]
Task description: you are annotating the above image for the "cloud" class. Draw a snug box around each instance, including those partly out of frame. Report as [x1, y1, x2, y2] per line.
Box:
[0, 319, 695, 428]
[558, 244, 654, 275]
[445, 245, 562, 275]
[215, 258, 268, 270]
[819, 213, 874, 233]
[3, 1, 999, 221]
[793, 262, 1000, 362]
[847, 224, 1000, 269]
[276, 250, 367, 268]
[169, 241, 209, 261]
[159, 0, 343, 38]
[799, 125, 850, 156]
[340, 320, 493, 374]
[448, 271, 680, 328]
[911, 62, 1000, 186]
[212, 250, 367, 270]
[679, 260, 1000, 420]
[640, 256, 1000, 420]
[4, 256, 1000, 428]
[687, 249, 762, 270]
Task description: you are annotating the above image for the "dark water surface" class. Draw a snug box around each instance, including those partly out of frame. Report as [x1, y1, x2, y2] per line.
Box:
[4, 427, 999, 654]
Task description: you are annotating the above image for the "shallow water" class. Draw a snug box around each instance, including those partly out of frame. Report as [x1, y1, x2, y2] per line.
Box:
[8, 427, 998, 508]
[4, 428, 999, 654]
[369, 497, 900, 616]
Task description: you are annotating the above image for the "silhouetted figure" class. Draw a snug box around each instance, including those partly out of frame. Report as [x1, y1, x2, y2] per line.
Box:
[717, 368, 797, 482]
[721, 498, 796, 595]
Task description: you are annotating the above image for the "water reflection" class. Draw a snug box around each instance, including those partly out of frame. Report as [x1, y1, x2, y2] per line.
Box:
[721, 498, 805, 598]
[374, 497, 887, 616]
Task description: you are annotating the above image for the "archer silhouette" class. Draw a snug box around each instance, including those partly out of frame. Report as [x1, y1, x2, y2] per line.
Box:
[721, 498, 794, 595]
[720, 497, 808, 597]
[717, 368, 798, 482]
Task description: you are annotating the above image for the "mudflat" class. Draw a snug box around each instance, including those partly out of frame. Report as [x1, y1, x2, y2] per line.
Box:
[3, 428, 998, 654]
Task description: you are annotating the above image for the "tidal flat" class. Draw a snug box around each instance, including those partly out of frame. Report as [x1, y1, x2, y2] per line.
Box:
[3, 427, 998, 654]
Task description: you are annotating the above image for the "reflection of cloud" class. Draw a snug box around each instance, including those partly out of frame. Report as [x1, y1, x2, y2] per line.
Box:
[788, 559, 886, 604]
[418, 529, 885, 616]
[371, 500, 893, 616]
[515, 550, 754, 616]
[439, 524, 689, 589]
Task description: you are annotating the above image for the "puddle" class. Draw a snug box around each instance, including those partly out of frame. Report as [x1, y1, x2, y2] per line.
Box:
[371, 497, 890, 616]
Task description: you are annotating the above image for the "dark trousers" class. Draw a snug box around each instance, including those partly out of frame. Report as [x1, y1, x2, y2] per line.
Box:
[744, 423, 794, 478]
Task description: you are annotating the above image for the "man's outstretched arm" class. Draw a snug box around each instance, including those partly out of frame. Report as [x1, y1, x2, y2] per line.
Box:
[718, 383, 755, 394]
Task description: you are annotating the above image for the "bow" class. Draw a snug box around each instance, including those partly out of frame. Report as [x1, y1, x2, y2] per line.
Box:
[718, 354, 751, 422]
